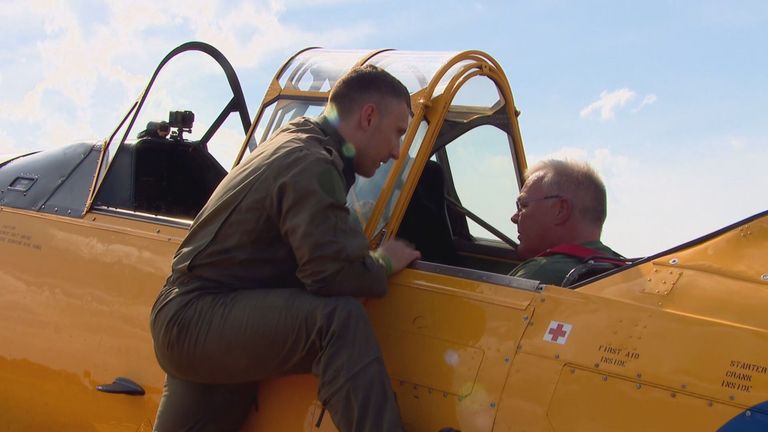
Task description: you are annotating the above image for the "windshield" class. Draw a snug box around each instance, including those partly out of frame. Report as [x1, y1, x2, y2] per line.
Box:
[90, 42, 251, 221]
[279, 49, 369, 92]
[99, 43, 250, 182]
[366, 51, 457, 95]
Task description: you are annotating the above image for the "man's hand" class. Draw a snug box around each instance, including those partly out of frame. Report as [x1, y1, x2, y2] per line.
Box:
[378, 239, 421, 274]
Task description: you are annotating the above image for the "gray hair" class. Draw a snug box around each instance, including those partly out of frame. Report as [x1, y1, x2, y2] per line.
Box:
[525, 159, 607, 227]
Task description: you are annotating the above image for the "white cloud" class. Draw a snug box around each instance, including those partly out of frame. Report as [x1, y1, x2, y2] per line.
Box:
[0, 0, 373, 152]
[531, 146, 588, 161]
[185, 2, 374, 69]
[727, 136, 747, 150]
[0, 2, 147, 141]
[632, 94, 657, 112]
[527, 146, 632, 186]
[580, 89, 660, 120]
[580, 88, 636, 120]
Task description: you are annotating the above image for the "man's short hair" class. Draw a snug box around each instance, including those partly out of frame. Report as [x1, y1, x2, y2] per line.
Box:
[525, 159, 607, 227]
[329, 65, 411, 118]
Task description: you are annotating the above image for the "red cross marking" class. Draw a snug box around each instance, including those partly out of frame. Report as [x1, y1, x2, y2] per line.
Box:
[548, 323, 568, 342]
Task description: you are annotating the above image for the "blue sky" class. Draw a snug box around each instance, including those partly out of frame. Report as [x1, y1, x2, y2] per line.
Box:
[0, 0, 766, 256]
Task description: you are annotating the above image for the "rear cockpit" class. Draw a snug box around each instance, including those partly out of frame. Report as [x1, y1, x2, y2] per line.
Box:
[93, 112, 228, 219]
[90, 42, 251, 223]
[0, 42, 251, 223]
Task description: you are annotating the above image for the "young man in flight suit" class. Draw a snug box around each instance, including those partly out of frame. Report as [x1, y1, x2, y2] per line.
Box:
[150, 65, 420, 431]
[509, 159, 624, 285]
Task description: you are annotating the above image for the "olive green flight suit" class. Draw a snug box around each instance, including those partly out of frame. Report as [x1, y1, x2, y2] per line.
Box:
[509, 240, 622, 286]
[150, 116, 402, 431]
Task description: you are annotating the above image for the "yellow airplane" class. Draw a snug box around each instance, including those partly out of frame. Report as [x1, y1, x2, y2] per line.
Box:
[1, 42, 766, 431]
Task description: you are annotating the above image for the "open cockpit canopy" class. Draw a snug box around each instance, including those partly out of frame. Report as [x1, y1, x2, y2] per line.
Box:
[0, 43, 527, 249]
[91, 42, 251, 220]
[245, 48, 527, 249]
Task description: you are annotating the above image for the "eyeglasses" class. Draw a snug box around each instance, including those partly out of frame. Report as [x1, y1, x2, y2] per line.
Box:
[515, 195, 562, 213]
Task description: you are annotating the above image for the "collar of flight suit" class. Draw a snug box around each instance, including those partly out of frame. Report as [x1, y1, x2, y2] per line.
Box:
[312, 115, 357, 192]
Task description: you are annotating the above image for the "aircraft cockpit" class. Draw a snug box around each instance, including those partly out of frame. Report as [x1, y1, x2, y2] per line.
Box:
[246, 48, 533, 281]
[92, 42, 251, 221]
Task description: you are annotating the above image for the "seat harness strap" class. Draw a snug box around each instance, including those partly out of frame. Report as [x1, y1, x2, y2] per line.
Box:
[538, 244, 628, 267]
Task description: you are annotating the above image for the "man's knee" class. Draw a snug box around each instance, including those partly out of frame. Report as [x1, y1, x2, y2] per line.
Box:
[327, 296, 368, 325]
[314, 296, 380, 356]
[321, 297, 376, 340]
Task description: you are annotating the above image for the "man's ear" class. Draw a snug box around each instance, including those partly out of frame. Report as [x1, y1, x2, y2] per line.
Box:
[358, 103, 376, 130]
[553, 197, 572, 225]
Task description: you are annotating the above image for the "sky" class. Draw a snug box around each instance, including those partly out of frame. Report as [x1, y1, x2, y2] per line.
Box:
[0, 0, 766, 257]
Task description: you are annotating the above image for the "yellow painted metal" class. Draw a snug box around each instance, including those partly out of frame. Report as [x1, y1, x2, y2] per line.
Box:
[366, 270, 534, 431]
[82, 138, 108, 212]
[244, 214, 768, 430]
[641, 265, 683, 295]
[0, 207, 184, 430]
[2, 178, 766, 432]
[547, 366, 740, 431]
[241, 218, 767, 432]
